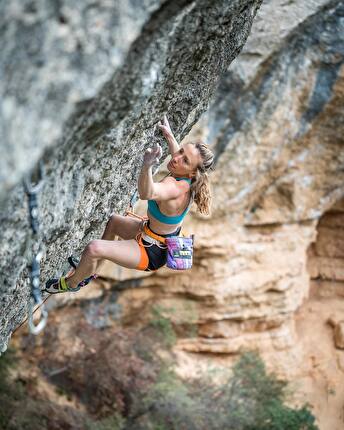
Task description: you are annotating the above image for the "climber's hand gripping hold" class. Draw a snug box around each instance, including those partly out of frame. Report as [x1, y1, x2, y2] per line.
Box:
[143, 143, 162, 167]
[158, 114, 180, 154]
[158, 114, 173, 140]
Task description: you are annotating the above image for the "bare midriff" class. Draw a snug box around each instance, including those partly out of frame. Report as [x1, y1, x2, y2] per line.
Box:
[147, 191, 191, 235]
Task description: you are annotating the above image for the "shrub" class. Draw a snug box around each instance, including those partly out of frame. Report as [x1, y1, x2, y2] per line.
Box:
[85, 412, 126, 430]
[126, 351, 319, 430]
[126, 365, 202, 430]
[198, 351, 319, 430]
[0, 347, 24, 428]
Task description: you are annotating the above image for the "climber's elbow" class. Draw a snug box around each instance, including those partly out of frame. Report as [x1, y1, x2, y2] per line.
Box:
[138, 190, 153, 200]
[138, 182, 158, 200]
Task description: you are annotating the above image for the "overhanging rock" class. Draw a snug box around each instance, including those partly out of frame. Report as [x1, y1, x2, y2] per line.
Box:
[0, 0, 262, 351]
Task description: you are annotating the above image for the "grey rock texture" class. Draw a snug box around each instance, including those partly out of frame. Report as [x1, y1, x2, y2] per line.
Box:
[0, 0, 162, 203]
[230, 0, 331, 84]
[0, 0, 262, 351]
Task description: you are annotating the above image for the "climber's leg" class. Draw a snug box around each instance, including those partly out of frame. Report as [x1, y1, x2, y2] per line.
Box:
[101, 214, 142, 241]
[95, 214, 143, 272]
[66, 239, 142, 290]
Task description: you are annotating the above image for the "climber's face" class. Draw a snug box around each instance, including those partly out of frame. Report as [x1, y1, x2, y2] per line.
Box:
[167, 143, 202, 178]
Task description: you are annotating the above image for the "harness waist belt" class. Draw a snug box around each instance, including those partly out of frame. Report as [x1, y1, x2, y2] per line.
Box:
[143, 224, 167, 244]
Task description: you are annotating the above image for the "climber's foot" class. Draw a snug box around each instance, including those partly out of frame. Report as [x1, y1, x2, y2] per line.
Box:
[44, 272, 98, 295]
[44, 275, 81, 294]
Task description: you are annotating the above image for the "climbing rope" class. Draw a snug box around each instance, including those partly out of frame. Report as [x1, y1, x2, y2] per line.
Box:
[23, 160, 48, 335]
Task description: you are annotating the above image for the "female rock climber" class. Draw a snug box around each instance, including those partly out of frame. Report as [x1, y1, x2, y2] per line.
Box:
[45, 115, 214, 293]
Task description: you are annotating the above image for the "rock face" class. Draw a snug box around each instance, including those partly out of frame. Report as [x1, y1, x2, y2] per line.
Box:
[308, 199, 344, 292]
[0, 0, 163, 203]
[192, 0, 343, 358]
[1, 0, 344, 425]
[209, 0, 344, 224]
[0, 0, 263, 351]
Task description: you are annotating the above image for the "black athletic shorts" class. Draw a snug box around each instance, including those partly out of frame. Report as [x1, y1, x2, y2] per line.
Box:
[142, 224, 181, 271]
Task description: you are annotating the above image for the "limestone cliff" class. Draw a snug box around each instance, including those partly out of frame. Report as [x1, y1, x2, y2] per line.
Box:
[94, 1, 343, 426]
[99, 0, 343, 358]
[2, 0, 343, 427]
[0, 0, 263, 351]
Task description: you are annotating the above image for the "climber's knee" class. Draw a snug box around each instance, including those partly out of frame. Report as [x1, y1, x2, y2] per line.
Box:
[84, 240, 103, 259]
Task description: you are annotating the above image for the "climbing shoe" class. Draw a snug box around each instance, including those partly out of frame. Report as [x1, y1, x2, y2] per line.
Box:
[44, 272, 98, 294]
[43, 257, 79, 294]
[44, 273, 80, 294]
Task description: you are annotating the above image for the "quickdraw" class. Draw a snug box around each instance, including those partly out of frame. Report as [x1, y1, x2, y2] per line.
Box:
[23, 161, 48, 335]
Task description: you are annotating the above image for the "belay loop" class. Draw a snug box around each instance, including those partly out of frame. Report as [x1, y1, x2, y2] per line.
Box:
[23, 161, 48, 335]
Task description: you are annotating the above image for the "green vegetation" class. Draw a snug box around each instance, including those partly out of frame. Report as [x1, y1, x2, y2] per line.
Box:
[197, 351, 319, 430]
[0, 347, 24, 429]
[0, 344, 318, 430]
[148, 302, 199, 343]
[124, 351, 318, 430]
[139, 366, 202, 430]
[85, 413, 126, 430]
[149, 305, 177, 347]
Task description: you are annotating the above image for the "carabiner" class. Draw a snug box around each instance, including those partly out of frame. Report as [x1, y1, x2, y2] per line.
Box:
[27, 295, 48, 335]
[23, 160, 45, 194]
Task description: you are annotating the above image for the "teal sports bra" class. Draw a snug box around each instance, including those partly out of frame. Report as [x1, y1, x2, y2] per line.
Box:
[148, 177, 192, 225]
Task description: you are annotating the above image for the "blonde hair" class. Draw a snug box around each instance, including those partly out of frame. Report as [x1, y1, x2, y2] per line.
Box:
[189, 141, 214, 216]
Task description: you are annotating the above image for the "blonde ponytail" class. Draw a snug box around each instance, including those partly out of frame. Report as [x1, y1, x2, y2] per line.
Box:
[189, 141, 214, 216]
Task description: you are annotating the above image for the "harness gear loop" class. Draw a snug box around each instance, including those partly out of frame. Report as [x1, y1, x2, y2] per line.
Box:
[23, 161, 48, 335]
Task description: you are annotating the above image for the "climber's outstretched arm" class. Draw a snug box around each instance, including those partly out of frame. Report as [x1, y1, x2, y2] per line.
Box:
[158, 114, 180, 155]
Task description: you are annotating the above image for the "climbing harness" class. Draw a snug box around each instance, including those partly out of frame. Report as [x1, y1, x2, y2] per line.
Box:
[23, 161, 48, 335]
[140, 220, 194, 270]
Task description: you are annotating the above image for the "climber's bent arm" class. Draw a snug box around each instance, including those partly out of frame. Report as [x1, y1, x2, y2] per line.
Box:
[138, 165, 155, 200]
[138, 166, 187, 201]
